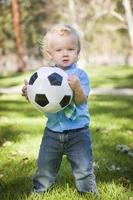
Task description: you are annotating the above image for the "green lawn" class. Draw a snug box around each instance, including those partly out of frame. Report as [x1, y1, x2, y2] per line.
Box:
[0, 71, 32, 88]
[0, 66, 133, 199]
[0, 94, 133, 200]
[87, 65, 133, 88]
[0, 65, 133, 89]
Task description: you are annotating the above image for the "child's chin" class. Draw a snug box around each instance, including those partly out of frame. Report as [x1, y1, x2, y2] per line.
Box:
[62, 63, 72, 67]
[61, 65, 69, 69]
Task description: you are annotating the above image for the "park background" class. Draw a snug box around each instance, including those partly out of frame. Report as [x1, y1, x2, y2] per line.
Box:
[0, 0, 133, 200]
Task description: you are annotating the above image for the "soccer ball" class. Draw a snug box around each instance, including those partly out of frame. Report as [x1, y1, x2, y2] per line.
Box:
[27, 67, 73, 113]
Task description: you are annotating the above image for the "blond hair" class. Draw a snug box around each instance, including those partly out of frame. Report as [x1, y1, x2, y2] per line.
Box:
[41, 24, 81, 58]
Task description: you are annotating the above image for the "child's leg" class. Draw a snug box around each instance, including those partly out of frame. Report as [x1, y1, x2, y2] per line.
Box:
[33, 128, 63, 193]
[66, 127, 97, 194]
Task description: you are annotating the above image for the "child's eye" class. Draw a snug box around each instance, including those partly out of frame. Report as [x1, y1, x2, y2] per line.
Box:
[68, 48, 75, 51]
[56, 49, 61, 52]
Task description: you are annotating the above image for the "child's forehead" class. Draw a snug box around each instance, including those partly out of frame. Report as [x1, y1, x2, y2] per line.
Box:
[49, 30, 76, 43]
[49, 35, 77, 46]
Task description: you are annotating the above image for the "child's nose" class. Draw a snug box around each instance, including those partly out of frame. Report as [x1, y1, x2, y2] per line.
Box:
[62, 50, 68, 56]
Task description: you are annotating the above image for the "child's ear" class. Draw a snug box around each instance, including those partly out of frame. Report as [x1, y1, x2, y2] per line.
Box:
[77, 49, 80, 55]
[46, 50, 53, 60]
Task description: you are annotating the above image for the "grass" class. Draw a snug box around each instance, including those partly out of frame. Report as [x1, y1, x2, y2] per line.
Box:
[0, 94, 133, 200]
[87, 65, 133, 88]
[0, 71, 32, 88]
[0, 65, 133, 89]
[0, 65, 133, 199]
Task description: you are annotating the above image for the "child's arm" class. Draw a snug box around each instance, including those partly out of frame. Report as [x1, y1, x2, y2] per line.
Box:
[68, 75, 87, 105]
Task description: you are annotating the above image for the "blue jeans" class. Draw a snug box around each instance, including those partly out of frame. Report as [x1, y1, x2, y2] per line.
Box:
[33, 127, 97, 193]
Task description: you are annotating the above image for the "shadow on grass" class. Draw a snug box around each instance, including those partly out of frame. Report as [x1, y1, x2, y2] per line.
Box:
[0, 98, 41, 118]
[0, 176, 32, 200]
[0, 160, 34, 200]
[109, 74, 133, 89]
[89, 95, 133, 119]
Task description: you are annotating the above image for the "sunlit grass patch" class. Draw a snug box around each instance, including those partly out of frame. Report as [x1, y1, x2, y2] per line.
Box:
[0, 71, 32, 88]
[87, 65, 133, 88]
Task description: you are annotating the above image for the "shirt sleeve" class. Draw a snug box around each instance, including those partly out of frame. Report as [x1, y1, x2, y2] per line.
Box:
[79, 69, 90, 97]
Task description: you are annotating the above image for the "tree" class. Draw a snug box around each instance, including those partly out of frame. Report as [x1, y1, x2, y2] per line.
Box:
[11, 0, 26, 72]
[123, 0, 133, 54]
[1, 0, 133, 67]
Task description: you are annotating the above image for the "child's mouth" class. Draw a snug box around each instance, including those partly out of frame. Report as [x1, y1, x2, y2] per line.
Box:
[62, 59, 69, 63]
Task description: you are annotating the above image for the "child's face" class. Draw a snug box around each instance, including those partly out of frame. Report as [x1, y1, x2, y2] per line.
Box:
[47, 33, 79, 69]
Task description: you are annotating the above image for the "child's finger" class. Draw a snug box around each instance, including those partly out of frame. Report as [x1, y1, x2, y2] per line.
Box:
[24, 79, 28, 85]
[22, 85, 27, 93]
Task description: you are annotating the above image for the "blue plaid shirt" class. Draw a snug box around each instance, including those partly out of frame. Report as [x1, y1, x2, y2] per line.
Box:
[45, 64, 90, 132]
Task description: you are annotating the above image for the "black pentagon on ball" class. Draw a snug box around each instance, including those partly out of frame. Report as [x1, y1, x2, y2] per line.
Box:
[35, 94, 49, 107]
[29, 72, 38, 85]
[60, 95, 71, 108]
[48, 73, 63, 86]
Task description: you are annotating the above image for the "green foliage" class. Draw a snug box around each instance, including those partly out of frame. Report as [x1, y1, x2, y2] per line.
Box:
[0, 0, 58, 55]
[0, 0, 131, 56]
[19, 0, 47, 51]
[0, 2, 14, 53]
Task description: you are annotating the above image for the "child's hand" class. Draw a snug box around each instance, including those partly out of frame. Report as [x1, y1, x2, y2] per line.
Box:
[68, 75, 86, 105]
[21, 79, 29, 100]
[68, 75, 81, 92]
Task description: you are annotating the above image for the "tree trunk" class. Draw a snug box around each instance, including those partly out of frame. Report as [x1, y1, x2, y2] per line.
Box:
[68, 0, 86, 68]
[11, 0, 27, 72]
[123, 0, 133, 54]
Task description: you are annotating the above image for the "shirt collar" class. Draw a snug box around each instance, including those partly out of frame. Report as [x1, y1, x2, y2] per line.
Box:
[66, 63, 76, 70]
